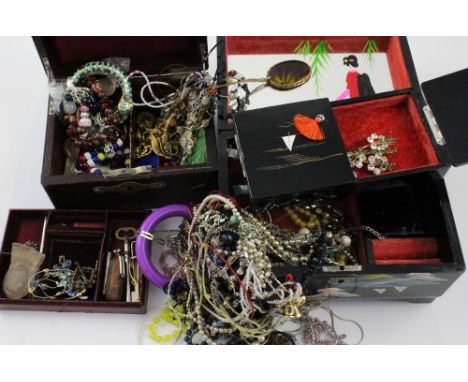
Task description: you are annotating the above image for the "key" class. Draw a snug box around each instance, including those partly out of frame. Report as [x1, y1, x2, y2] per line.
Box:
[115, 227, 138, 302]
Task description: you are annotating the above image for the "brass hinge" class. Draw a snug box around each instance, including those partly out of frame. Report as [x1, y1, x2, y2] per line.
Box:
[48, 100, 55, 115]
[42, 57, 53, 80]
[423, 105, 446, 146]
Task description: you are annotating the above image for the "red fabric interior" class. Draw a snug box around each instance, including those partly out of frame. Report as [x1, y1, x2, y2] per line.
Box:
[225, 36, 391, 54]
[333, 95, 439, 178]
[51, 37, 198, 65]
[225, 36, 410, 90]
[7, 219, 44, 251]
[387, 37, 411, 89]
[38, 37, 205, 77]
[264, 197, 367, 265]
[376, 259, 441, 265]
[372, 237, 441, 265]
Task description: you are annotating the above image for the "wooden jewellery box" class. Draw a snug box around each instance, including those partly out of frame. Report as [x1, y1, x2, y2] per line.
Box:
[0, 36, 223, 314]
[0, 209, 150, 313]
[216, 36, 468, 302]
[34, 37, 218, 210]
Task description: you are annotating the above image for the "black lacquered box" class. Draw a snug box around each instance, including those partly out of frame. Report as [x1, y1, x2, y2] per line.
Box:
[216, 36, 468, 302]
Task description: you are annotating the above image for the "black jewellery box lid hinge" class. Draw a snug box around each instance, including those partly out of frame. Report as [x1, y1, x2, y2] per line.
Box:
[422, 68, 468, 167]
[232, 98, 356, 202]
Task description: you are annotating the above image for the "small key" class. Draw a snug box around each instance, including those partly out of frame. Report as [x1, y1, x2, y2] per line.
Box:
[115, 227, 138, 302]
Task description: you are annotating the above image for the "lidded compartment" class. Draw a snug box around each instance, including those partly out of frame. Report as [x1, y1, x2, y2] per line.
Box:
[332, 93, 440, 179]
[356, 173, 464, 268]
[34, 37, 218, 209]
[231, 91, 445, 204]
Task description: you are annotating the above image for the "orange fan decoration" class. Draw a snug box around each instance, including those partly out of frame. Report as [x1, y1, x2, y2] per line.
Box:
[293, 114, 325, 141]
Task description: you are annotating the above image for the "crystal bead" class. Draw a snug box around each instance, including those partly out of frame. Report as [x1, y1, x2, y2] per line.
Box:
[63, 101, 77, 115]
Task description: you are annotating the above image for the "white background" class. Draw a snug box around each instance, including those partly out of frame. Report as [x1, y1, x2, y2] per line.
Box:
[0, 36, 468, 344]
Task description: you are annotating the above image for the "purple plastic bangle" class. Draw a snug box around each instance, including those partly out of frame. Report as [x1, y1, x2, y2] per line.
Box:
[135, 204, 192, 289]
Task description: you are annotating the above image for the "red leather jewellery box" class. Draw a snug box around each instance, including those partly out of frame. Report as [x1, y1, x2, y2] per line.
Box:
[216, 36, 467, 303]
[34, 36, 218, 210]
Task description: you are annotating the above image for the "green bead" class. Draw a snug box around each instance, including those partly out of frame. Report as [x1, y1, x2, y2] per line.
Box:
[230, 215, 239, 225]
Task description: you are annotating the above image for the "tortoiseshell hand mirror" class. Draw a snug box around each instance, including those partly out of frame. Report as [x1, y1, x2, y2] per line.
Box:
[266, 60, 311, 90]
[226, 60, 311, 110]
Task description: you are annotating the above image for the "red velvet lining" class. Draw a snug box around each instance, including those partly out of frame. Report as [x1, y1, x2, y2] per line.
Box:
[51, 37, 198, 65]
[5, 219, 44, 252]
[373, 238, 441, 265]
[333, 95, 439, 178]
[225, 36, 411, 90]
[263, 197, 367, 265]
[376, 259, 442, 265]
[225, 37, 391, 55]
[387, 37, 411, 89]
[38, 37, 205, 77]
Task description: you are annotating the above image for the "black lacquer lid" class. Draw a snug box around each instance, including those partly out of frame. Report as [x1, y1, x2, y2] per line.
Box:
[233, 99, 355, 201]
[422, 68, 468, 167]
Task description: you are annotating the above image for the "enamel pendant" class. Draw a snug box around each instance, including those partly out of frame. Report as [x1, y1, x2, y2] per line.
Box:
[282, 134, 296, 152]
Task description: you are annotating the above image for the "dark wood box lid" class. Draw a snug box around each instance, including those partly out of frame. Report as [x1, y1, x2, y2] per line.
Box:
[33, 36, 208, 79]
